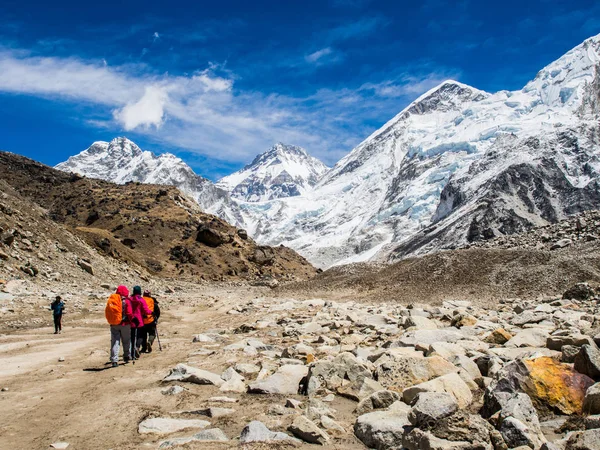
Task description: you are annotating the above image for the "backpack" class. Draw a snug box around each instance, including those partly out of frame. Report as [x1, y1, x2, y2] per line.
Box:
[105, 294, 126, 325]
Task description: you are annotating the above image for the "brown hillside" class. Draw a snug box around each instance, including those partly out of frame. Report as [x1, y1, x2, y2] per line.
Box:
[0, 151, 316, 282]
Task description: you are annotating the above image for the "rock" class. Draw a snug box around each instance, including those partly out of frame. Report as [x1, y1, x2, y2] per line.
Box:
[547, 334, 594, 351]
[393, 329, 465, 347]
[0, 251, 8, 261]
[288, 416, 329, 445]
[162, 385, 184, 395]
[356, 390, 402, 415]
[562, 345, 582, 363]
[564, 428, 600, 450]
[1, 231, 14, 247]
[306, 352, 372, 395]
[192, 334, 216, 343]
[499, 416, 545, 449]
[164, 364, 225, 387]
[234, 363, 260, 375]
[237, 229, 248, 240]
[575, 345, 600, 380]
[58, 356, 65, 362]
[286, 398, 303, 409]
[77, 259, 94, 275]
[563, 282, 596, 301]
[405, 315, 438, 329]
[239, 421, 298, 444]
[219, 367, 246, 393]
[451, 314, 477, 328]
[374, 354, 458, 392]
[585, 415, 600, 430]
[402, 372, 473, 408]
[337, 377, 384, 401]
[430, 410, 507, 449]
[158, 428, 229, 448]
[584, 383, 600, 414]
[50, 443, 69, 449]
[196, 225, 226, 247]
[208, 396, 238, 403]
[402, 428, 472, 450]
[484, 357, 594, 416]
[551, 238, 572, 250]
[354, 402, 411, 450]
[138, 418, 210, 434]
[248, 364, 308, 395]
[320, 416, 345, 434]
[506, 328, 550, 348]
[189, 407, 235, 418]
[484, 328, 513, 345]
[408, 392, 459, 427]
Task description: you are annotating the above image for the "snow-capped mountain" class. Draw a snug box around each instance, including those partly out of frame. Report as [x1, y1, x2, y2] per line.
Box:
[55, 137, 244, 226]
[238, 33, 600, 267]
[216, 143, 329, 202]
[55, 34, 600, 269]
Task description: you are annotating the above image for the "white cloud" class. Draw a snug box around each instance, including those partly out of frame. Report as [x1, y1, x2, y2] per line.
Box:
[305, 47, 334, 63]
[0, 47, 459, 166]
[113, 85, 167, 130]
[153, 31, 160, 41]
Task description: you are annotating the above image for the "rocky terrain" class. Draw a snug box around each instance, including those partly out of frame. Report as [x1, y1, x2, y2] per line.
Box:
[2, 279, 600, 449]
[0, 151, 316, 285]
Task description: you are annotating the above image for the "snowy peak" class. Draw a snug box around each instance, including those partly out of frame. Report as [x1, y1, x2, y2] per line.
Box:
[404, 80, 488, 116]
[217, 143, 329, 202]
[55, 137, 244, 227]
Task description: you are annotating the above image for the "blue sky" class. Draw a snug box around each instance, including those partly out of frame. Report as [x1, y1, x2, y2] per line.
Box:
[0, 0, 598, 180]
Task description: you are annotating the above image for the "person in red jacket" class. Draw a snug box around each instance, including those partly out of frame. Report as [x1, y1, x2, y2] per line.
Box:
[110, 285, 133, 368]
[129, 285, 152, 359]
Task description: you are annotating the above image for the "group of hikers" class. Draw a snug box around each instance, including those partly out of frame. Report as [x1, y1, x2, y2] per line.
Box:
[104, 285, 161, 368]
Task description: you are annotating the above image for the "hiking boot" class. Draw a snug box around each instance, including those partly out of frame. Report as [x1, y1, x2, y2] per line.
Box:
[124, 358, 130, 364]
[134, 349, 140, 359]
[147, 344, 152, 354]
[54, 331, 58, 334]
[111, 362, 118, 368]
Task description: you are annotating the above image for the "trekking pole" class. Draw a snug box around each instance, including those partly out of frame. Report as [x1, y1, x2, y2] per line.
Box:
[155, 320, 163, 351]
[133, 327, 138, 365]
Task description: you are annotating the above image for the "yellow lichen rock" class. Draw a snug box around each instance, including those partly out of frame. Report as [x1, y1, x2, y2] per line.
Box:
[524, 356, 594, 415]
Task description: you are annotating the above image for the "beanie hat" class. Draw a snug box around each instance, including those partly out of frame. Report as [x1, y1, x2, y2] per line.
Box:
[133, 286, 142, 296]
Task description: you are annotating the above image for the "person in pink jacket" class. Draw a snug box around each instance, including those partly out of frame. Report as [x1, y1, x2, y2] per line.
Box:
[129, 285, 152, 359]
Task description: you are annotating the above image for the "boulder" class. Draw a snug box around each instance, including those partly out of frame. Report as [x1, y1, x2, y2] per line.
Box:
[196, 225, 227, 247]
[158, 428, 229, 448]
[574, 345, 600, 380]
[305, 352, 372, 395]
[408, 392, 459, 427]
[356, 390, 402, 415]
[164, 364, 224, 387]
[402, 373, 473, 408]
[337, 377, 384, 401]
[484, 328, 513, 345]
[374, 354, 458, 392]
[138, 418, 210, 434]
[499, 416, 544, 449]
[402, 428, 473, 450]
[248, 364, 308, 395]
[565, 429, 600, 450]
[77, 259, 94, 275]
[393, 329, 465, 347]
[506, 329, 549, 348]
[584, 383, 600, 414]
[547, 334, 594, 351]
[354, 402, 411, 450]
[220, 367, 246, 393]
[405, 316, 438, 330]
[563, 282, 596, 301]
[429, 411, 507, 450]
[239, 421, 298, 444]
[288, 416, 329, 445]
[484, 357, 594, 416]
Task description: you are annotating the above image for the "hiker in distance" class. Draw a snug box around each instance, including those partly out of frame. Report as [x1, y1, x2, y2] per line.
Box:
[141, 290, 160, 353]
[129, 286, 152, 359]
[50, 296, 65, 334]
[105, 285, 133, 368]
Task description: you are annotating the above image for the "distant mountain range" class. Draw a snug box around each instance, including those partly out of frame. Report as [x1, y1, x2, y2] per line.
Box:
[56, 33, 600, 268]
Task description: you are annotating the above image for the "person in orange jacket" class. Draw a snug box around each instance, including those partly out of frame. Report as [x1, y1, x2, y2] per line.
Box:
[140, 290, 160, 353]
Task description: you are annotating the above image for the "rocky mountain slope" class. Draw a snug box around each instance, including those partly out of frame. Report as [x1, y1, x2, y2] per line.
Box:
[56, 138, 244, 226]
[1, 151, 316, 283]
[216, 143, 329, 202]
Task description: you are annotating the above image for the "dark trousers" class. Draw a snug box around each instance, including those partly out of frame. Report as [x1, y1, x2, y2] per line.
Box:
[53, 314, 62, 332]
[141, 322, 156, 351]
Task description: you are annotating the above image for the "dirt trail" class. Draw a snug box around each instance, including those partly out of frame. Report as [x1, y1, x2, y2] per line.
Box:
[0, 286, 354, 450]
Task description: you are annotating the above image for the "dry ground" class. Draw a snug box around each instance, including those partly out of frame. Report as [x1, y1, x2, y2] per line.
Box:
[0, 285, 364, 450]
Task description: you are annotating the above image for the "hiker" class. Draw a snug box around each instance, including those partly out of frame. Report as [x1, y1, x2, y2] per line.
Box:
[141, 290, 161, 353]
[50, 296, 65, 334]
[129, 286, 152, 359]
[105, 285, 133, 368]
